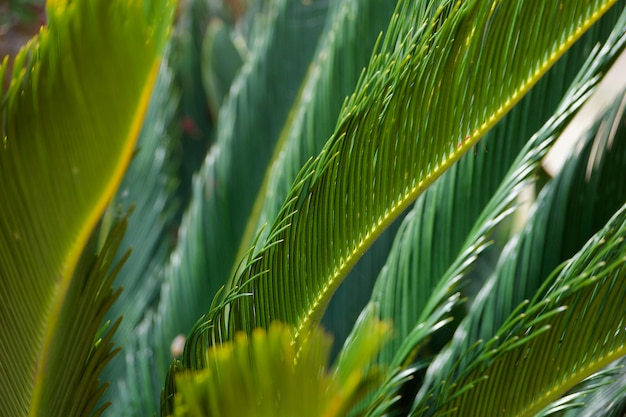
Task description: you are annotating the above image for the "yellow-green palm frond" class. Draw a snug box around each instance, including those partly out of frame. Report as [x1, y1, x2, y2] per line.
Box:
[0, 0, 174, 415]
[169, 306, 389, 417]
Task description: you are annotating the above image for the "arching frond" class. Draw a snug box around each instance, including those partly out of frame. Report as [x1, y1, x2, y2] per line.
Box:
[359, 10, 626, 414]
[356, 14, 626, 415]
[0, 1, 174, 415]
[425, 203, 626, 416]
[227, 0, 401, 353]
[187, 0, 620, 357]
[412, 89, 626, 416]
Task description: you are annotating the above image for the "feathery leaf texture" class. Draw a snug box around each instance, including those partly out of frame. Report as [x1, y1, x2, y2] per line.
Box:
[361, 10, 626, 412]
[412, 88, 626, 415]
[0, 0, 174, 415]
[560, 360, 626, 417]
[369, 1, 626, 373]
[228, 0, 401, 354]
[430, 202, 626, 416]
[186, 0, 620, 360]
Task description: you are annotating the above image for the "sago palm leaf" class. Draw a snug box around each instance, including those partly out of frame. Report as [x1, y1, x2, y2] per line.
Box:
[182, 0, 620, 360]
[358, 10, 626, 414]
[411, 87, 626, 415]
[419, 203, 626, 416]
[370, 1, 625, 367]
[537, 360, 626, 416]
[0, 0, 174, 415]
[226, 0, 401, 354]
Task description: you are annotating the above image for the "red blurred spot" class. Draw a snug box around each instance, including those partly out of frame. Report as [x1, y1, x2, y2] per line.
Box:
[180, 116, 200, 137]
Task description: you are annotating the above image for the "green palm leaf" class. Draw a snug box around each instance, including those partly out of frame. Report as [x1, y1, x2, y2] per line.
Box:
[425, 202, 626, 416]
[412, 87, 626, 415]
[228, 0, 400, 352]
[358, 9, 626, 414]
[560, 361, 626, 416]
[188, 0, 620, 354]
[539, 360, 626, 416]
[0, 0, 174, 415]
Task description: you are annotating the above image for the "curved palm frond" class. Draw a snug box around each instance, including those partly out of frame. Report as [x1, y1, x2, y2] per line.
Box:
[357, 10, 626, 414]
[227, 0, 401, 351]
[229, 0, 398, 269]
[184, 0, 619, 361]
[0, 1, 174, 415]
[412, 88, 626, 416]
[429, 203, 626, 416]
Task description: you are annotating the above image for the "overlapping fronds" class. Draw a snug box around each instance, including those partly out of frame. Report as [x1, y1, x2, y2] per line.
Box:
[169, 308, 389, 417]
[421, 202, 626, 416]
[358, 9, 626, 414]
[185, 0, 619, 362]
[411, 88, 626, 415]
[324, 0, 621, 353]
[232, 0, 398, 265]
[0, 1, 174, 415]
[228, 0, 400, 348]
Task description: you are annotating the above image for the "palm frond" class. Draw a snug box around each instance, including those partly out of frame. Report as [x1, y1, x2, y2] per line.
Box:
[227, 0, 401, 354]
[412, 88, 626, 416]
[0, 1, 173, 415]
[429, 203, 626, 416]
[539, 360, 626, 416]
[191, 0, 620, 354]
[560, 360, 626, 417]
[357, 8, 626, 414]
[37, 216, 127, 416]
